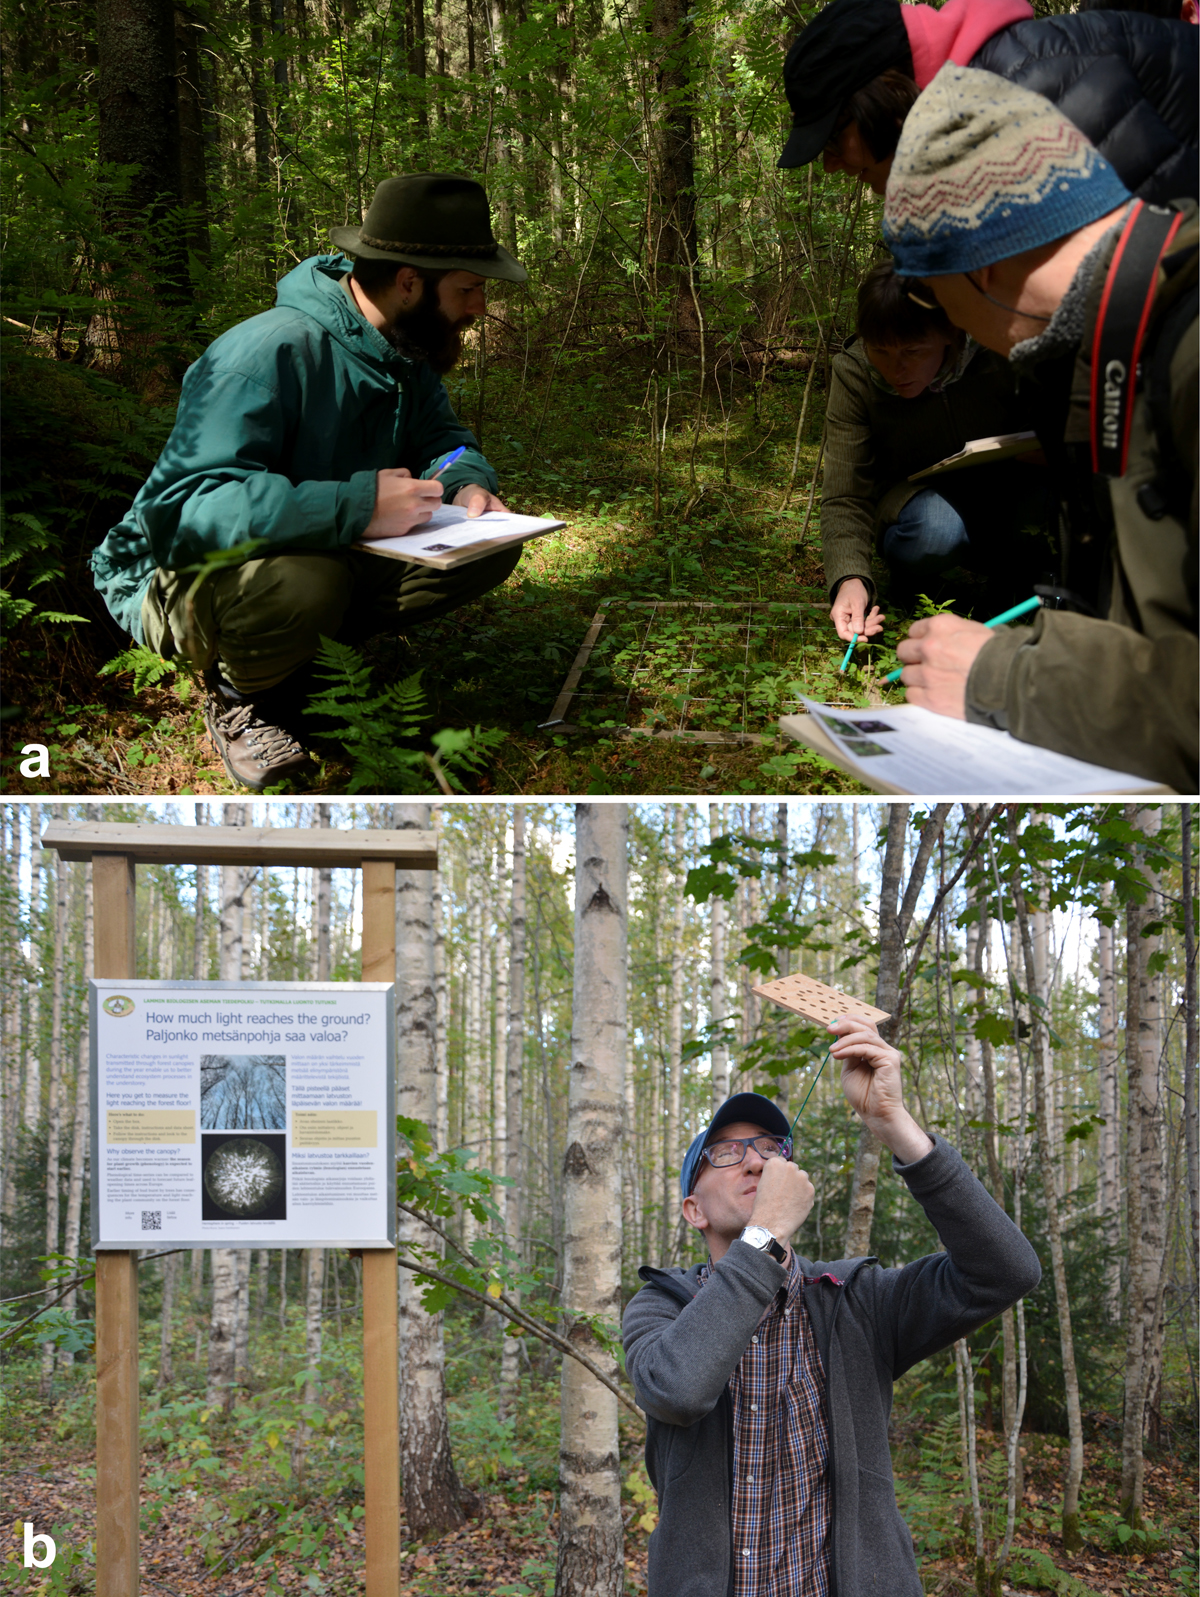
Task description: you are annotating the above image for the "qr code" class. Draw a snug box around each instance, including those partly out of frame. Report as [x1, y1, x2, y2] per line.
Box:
[141, 1210, 162, 1231]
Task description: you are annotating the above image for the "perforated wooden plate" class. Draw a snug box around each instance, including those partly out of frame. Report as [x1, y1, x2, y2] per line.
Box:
[751, 972, 890, 1026]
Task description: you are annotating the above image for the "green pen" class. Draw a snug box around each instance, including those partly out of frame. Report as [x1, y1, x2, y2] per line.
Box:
[839, 634, 858, 673]
[883, 594, 1043, 684]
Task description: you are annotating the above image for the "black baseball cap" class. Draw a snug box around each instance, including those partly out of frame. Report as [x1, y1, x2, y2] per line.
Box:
[679, 1092, 793, 1203]
[778, 0, 910, 169]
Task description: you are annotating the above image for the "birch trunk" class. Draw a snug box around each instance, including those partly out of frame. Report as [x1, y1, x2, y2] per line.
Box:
[158, 1252, 177, 1387]
[234, 1247, 251, 1381]
[207, 1248, 238, 1408]
[60, 860, 94, 1365]
[40, 830, 69, 1396]
[709, 803, 728, 1112]
[394, 801, 472, 1534]
[432, 810, 450, 1152]
[1009, 826, 1083, 1552]
[1120, 805, 1165, 1523]
[500, 806, 527, 1417]
[662, 809, 685, 1265]
[1097, 891, 1122, 1315]
[556, 804, 627, 1597]
[1182, 805, 1198, 1274]
[23, 802, 42, 1135]
[844, 803, 950, 1256]
[208, 801, 246, 1411]
[314, 802, 332, 980]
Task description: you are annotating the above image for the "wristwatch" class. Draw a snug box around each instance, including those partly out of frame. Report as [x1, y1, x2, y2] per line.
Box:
[739, 1225, 787, 1265]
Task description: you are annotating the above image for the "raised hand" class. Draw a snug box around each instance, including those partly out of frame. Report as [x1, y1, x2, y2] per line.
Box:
[827, 1015, 933, 1164]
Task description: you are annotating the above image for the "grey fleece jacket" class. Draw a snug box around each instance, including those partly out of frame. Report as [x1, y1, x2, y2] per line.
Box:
[622, 1136, 1041, 1597]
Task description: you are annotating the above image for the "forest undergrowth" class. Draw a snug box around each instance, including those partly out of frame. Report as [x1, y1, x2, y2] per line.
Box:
[1, 334, 948, 798]
[2, 1306, 1196, 1597]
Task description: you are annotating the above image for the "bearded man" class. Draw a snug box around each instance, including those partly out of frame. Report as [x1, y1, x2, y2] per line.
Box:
[92, 173, 526, 789]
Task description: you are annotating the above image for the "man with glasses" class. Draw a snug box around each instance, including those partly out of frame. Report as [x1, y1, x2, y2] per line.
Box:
[623, 1014, 1040, 1597]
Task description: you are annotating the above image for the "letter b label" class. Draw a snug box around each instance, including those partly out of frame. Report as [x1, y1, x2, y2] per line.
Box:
[24, 1522, 56, 1567]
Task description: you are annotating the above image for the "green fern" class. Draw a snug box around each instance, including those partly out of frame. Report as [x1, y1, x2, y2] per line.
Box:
[305, 635, 503, 794]
[1007, 1546, 1104, 1596]
[99, 644, 182, 693]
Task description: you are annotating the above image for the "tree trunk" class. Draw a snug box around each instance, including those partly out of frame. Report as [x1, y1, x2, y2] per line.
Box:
[709, 803, 728, 1112]
[40, 833, 69, 1397]
[60, 858, 94, 1364]
[649, 0, 699, 335]
[844, 804, 950, 1256]
[1097, 889, 1122, 1315]
[207, 1248, 238, 1407]
[158, 1251, 177, 1387]
[208, 803, 246, 1410]
[500, 806, 527, 1417]
[174, 4, 210, 262]
[1120, 805, 1165, 1524]
[556, 804, 627, 1597]
[96, 0, 189, 302]
[432, 811, 450, 1152]
[394, 801, 472, 1534]
[1183, 804, 1198, 1275]
[23, 803, 42, 1137]
[662, 808, 685, 1264]
[1009, 822, 1083, 1552]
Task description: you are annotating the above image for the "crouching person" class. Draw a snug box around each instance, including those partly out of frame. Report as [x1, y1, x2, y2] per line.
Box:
[91, 173, 527, 790]
[622, 1016, 1040, 1597]
[823, 261, 1054, 642]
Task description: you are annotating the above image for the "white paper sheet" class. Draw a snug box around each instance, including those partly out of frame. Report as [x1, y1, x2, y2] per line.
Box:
[362, 504, 565, 563]
[782, 699, 1168, 796]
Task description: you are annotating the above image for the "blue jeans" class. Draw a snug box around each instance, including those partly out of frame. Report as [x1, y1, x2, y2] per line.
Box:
[881, 489, 970, 579]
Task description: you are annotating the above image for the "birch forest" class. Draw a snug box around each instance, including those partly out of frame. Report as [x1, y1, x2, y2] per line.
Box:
[1, 799, 1197, 1596]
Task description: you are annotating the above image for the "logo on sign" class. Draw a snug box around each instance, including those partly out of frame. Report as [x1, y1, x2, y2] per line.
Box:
[102, 995, 135, 1017]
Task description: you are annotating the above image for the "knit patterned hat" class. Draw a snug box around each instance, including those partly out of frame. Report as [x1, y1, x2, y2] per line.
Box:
[883, 65, 1131, 277]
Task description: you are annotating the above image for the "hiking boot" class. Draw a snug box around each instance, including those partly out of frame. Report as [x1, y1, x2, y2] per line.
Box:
[203, 691, 315, 791]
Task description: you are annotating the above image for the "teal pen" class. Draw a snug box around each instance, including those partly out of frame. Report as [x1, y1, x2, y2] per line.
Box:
[883, 594, 1043, 684]
[839, 633, 858, 673]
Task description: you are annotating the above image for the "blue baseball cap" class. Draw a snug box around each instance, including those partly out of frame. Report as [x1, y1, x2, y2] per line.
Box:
[679, 1092, 793, 1205]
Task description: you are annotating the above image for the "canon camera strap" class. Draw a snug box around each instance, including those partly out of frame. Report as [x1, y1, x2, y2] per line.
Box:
[1090, 200, 1184, 478]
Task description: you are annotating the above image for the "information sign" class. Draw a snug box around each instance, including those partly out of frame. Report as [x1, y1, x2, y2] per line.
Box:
[90, 980, 395, 1249]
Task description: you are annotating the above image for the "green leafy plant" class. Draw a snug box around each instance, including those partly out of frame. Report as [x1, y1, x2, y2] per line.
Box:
[304, 636, 504, 793]
[98, 643, 184, 693]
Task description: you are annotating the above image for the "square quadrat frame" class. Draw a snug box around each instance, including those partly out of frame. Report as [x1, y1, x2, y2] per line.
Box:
[42, 819, 438, 1597]
[540, 599, 845, 747]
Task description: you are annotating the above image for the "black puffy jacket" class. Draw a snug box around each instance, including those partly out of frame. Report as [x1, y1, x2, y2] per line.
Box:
[972, 11, 1198, 203]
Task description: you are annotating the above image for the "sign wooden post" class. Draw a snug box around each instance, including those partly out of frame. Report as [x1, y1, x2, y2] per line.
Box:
[42, 823, 435, 1597]
[92, 853, 140, 1597]
[361, 860, 402, 1597]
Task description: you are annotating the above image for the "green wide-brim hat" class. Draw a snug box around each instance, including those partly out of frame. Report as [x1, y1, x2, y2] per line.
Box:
[331, 172, 528, 283]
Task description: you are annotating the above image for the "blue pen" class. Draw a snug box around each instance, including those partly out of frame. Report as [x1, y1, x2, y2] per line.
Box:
[431, 445, 467, 479]
[883, 594, 1043, 684]
[839, 634, 858, 673]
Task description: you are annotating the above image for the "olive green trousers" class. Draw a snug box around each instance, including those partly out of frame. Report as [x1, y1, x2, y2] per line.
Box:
[140, 544, 522, 696]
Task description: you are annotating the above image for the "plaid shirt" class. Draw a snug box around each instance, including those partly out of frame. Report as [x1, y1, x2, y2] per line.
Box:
[699, 1252, 832, 1597]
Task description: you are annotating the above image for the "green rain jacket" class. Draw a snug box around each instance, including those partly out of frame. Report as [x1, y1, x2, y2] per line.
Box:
[91, 255, 497, 642]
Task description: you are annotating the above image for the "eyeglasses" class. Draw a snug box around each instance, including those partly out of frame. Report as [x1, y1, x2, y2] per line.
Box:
[902, 279, 940, 311]
[702, 1134, 793, 1171]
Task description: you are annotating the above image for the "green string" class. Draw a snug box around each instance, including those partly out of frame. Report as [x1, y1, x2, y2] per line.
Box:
[788, 1048, 832, 1143]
